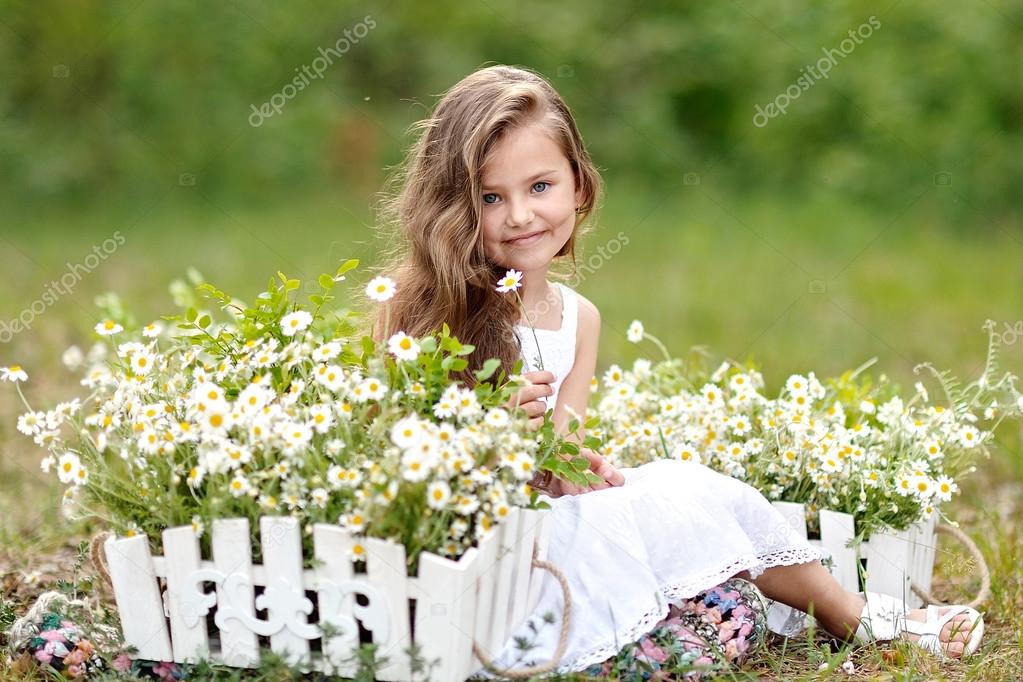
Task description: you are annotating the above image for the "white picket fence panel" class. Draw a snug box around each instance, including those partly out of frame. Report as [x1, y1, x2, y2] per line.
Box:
[104, 508, 551, 682]
[766, 502, 938, 635]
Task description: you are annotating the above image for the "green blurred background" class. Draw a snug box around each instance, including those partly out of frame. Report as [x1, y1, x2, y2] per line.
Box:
[1, 1, 1021, 543]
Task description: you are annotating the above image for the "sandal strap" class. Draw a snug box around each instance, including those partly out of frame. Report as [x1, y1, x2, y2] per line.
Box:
[856, 593, 984, 658]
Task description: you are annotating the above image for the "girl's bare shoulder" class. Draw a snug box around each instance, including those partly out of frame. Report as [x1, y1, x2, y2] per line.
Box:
[572, 290, 601, 340]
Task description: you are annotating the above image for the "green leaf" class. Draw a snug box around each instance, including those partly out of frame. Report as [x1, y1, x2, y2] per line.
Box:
[185, 307, 198, 323]
[474, 358, 502, 382]
[318, 274, 335, 290]
[309, 294, 325, 306]
[562, 442, 580, 456]
[419, 337, 438, 354]
[337, 259, 359, 276]
[197, 314, 211, 329]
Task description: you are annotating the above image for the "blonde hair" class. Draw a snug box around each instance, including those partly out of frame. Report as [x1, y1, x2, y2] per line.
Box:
[372, 64, 602, 384]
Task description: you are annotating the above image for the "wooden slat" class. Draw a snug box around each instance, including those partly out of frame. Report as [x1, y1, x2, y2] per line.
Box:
[104, 534, 173, 662]
[771, 501, 809, 539]
[469, 527, 501, 671]
[416, 547, 479, 682]
[507, 509, 539, 633]
[313, 524, 358, 677]
[260, 517, 311, 665]
[526, 510, 552, 615]
[212, 519, 259, 667]
[487, 507, 520, 653]
[163, 526, 210, 662]
[907, 514, 937, 608]
[819, 510, 858, 593]
[864, 528, 913, 603]
[365, 537, 411, 681]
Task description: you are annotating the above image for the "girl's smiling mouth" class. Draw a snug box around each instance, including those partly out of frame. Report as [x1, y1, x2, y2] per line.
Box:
[504, 230, 547, 246]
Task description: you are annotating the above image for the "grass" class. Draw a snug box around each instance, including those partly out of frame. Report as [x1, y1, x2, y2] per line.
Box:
[1, 184, 1021, 679]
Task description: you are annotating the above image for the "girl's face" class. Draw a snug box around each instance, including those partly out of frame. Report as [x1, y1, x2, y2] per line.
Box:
[479, 123, 582, 274]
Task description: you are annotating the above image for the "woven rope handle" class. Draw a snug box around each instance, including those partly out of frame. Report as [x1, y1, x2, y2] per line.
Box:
[910, 522, 990, 610]
[89, 531, 114, 591]
[472, 548, 572, 679]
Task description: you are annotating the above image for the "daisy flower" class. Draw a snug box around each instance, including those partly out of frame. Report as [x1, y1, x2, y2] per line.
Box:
[187, 466, 206, 488]
[349, 541, 367, 562]
[141, 322, 163, 338]
[228, 474, 252, 498]
[603, 365, 624, 386]
[94, 320, 123, 336]
[0, 365, 28, 383]
[280, 422, 313, 455]
[626, 320, 644, 343]
[280, 311, 313, 337]
[401, 451, 431, 482]
[309, 488, 329, 508]
[911, 475, 933, 499]
[365, 276, 396, 302]
[314, 364, 346, 392]
[16, 411, 45, 436]
[353, 377, 387, 402]
[390, 416, 423, 449]
[56, 452, 81, 484]
[388, 332, 420, 361]
[484, 408, 510, 428]
[956, 425, 980, 448]
[934, 475, 957, 502]
[495, 269, 523, 293]
[313, 341, 342, 362]
[425, 482, 454, 509]
[308, 404, 333, 434]
[61, 345, 84, 370]
[129, 347, 156, 376]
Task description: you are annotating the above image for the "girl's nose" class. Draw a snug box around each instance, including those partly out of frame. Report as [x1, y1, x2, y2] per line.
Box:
[506, 197, 534, 227]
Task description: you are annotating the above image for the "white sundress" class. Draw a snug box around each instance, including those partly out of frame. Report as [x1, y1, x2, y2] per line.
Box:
[480, 283, 825, 675]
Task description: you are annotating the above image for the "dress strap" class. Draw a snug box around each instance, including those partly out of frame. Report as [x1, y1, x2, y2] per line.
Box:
[556, 283, 578, 340]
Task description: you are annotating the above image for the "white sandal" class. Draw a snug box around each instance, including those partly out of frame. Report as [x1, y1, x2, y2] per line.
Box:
[853, 591, 984, 658]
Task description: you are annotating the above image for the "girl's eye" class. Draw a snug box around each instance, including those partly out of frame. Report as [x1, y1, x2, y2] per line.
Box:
[532, 181, 549, 193]
[482, 193, 499, 205]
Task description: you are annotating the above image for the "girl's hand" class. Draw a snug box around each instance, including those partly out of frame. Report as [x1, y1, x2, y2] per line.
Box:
[542, 449, 625, 497]
[507, 370, 556, 430]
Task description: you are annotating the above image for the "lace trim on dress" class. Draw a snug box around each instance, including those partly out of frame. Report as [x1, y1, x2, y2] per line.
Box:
[522, 544, 824, 675]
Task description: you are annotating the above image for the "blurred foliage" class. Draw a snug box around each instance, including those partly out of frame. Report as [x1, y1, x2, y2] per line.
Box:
[1, 0, 1021, 228]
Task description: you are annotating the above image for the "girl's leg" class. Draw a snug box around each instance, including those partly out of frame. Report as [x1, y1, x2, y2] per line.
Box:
[737, 561, 976, 658]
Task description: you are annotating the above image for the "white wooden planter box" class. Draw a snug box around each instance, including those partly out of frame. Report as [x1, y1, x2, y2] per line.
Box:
[104, 508, 552, 682]
[766, 501, 938, 635]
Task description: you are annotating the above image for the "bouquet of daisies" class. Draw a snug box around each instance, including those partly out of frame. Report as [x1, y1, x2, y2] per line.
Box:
[6, 261, 587, 570]
[591, 321, 1023, 538]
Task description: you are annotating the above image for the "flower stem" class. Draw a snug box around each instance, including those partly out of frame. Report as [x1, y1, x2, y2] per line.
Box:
[514, 290, 545, 372]
[644, 332, 672, 363]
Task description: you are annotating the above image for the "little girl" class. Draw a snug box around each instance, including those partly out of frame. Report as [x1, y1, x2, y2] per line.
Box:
[373, 65, 984, 676]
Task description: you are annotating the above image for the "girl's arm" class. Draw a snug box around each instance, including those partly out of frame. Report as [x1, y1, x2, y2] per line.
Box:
[551, 294, 600, 440]
[540, 294, 623, 495]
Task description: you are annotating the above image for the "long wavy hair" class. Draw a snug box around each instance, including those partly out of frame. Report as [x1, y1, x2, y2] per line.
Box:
[370, 65, 602, 385]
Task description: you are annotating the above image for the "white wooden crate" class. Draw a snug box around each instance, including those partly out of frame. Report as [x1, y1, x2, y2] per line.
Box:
[766, 501, 937, 635]
[104, 508, 551, 682]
